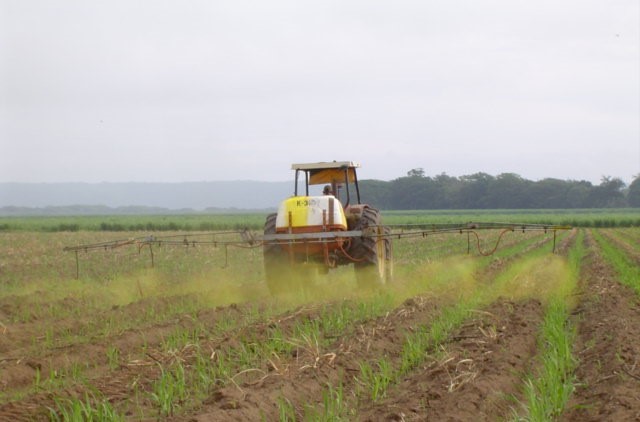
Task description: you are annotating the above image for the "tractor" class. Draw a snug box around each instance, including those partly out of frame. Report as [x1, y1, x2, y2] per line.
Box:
[262, 161, 393, 294]
[62, 161, 571, 291]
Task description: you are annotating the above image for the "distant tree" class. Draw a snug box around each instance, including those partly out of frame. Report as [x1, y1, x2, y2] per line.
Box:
[628, 175, 640, 207]
[588, 176, 626, 207]
[564, 181, 592, 208]
[359, 179, 392, 209]
[434, 173, 461, 208]
[486, 173, 532, 208]
[389, 175, 429, 208]
[359, 171, 633, 210]
[406, 168, 426, 178]
[529, 178, 571, 208]
[456, 173, 494, 208]
[420, 176, 446, 209]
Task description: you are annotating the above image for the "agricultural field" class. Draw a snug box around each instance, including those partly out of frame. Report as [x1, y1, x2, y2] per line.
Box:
[0, 216, 639, 420]
[1, 208, 638, 232]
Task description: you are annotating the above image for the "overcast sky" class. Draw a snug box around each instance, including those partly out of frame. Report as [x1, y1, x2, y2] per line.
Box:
[1, 1, 638, 185]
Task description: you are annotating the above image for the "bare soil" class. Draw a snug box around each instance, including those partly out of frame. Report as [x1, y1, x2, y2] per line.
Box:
[357, 299, 544, 421]
[562, 231, 640, 421]
[1, 229, 639, 420]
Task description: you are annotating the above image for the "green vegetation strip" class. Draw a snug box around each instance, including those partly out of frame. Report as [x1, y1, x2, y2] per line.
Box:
[605, 228, 640, 253]
[384, 209, 640, 228]
[1, 209, 637, 232]
[0, 214, 269, 232]
[592, 229, 640, 295]
[48, 393, 124, 422]
[135, 292, 409, 419]
[520, 302, 576, 421]
[302, 297, 484, 421]
[336, 231, 576, 417]
[2, 226, 571, 419]
[310, 233, 561, 416]
[518, 230, 584, 421]
[144, 296, 395, 418]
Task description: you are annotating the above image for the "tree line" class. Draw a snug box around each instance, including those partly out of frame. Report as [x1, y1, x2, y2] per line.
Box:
[360, 169, 640, 209]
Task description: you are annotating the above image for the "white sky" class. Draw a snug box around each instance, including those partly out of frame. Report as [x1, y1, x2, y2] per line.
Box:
[1, 0, 639, 184]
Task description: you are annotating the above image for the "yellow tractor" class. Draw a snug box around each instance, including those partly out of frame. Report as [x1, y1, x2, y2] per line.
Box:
[63, 161, 570, 292]
[262, 161, 393, 294]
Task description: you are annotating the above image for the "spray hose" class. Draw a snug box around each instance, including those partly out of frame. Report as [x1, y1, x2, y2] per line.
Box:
[469, 228, 514, 256]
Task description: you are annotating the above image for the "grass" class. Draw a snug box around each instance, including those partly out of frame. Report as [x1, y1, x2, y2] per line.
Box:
[303, 383, 351, 421]
[151, 362, 188, 417]
[277, 396, 297, 421]
[350, 230, 575, 408]
[384, 209, 640, 228]
[106, 346, 120, 370]
[0, 214, 269, 232]
[48, 393, 124, 422]
[520, 302, 576, 421]
[1, 209, 637, 232]
[3, 220, 632, 420]
[357, 358, 394, 402]
[517, 230, 585, 421]
[593, 229, 640, 295]
[399, 300, 476, 376]
[117, 295, 401, 417]
[162, 326, 205, 352]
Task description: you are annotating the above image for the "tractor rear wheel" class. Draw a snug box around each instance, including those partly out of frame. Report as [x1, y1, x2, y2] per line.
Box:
[350, 208, 393, 289]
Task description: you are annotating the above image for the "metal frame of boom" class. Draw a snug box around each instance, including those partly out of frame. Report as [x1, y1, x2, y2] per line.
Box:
[63, 223, 570, 278]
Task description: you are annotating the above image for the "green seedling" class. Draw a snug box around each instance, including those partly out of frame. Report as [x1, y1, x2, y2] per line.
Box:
[358, 358, 393, 402]
[106, 346, 120, 370]
[48, 393, 124, 422]
[150, 362, 187, 417]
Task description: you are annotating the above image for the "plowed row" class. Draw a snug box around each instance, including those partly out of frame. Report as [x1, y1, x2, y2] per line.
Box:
[1, 229, 639, 420]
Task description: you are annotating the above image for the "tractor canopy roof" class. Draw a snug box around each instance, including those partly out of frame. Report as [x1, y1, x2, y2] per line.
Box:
[291, 161, 360, 185]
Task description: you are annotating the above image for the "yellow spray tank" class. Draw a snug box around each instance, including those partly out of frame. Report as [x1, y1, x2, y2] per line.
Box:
[275, 196, 347, 232]
[274, 195, 348, 256]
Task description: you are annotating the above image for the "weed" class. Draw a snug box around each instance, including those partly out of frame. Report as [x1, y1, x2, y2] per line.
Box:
[162, 326, 203, 351]
[277, 396, 297, 421]
[517, 232, 585, 420]
[150, 362, 188, 417]
[399, 302, 473, 375]
[106, 346, 120, 370]
[68, 361, 86, 383]
[48, 393, 124, 421]
[304, 383, 350, 421]
[593, 230, 640, 295]
[358, 357, 393, 402]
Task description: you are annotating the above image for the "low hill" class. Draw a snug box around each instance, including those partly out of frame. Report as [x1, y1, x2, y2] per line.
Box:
[0, 181, 291, 212]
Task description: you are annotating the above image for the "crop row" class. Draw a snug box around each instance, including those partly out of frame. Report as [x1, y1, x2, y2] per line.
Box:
[8, 226, 640, 421]
[592, 230, 640, 295]
[1, 209, 639, 232]
[45, 230, 568, 419]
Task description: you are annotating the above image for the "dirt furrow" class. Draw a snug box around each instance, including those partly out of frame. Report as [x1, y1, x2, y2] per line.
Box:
[0, 298, 393, 420]
[598, 229, 640, 265]
[181, 239, 560, 421]
[181, 295, 444, 421]
[0, 230, 574, 420]
[562, 230, 640, 421]
[0, 300, 274, 419]
[358, 299, 544, 421]
[0, 298, 253, 393]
